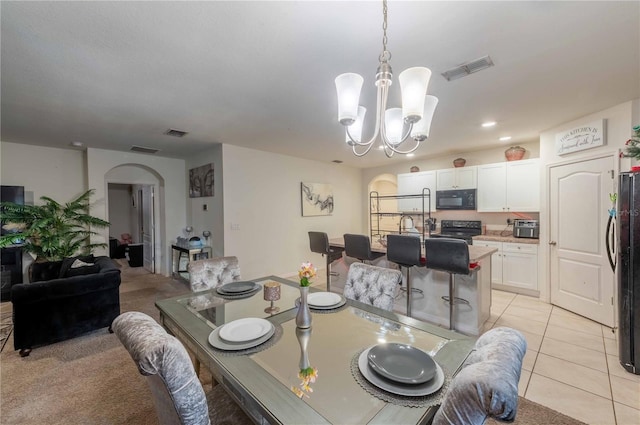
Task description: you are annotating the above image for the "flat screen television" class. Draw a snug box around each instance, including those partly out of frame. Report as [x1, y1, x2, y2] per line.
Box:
[1, 185, 25, 236]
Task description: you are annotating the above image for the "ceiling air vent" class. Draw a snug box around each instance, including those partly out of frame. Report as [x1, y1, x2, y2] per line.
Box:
[441, 55, 494, 81]
[130, 145, 160, 154]
[164, 128, 188, 137]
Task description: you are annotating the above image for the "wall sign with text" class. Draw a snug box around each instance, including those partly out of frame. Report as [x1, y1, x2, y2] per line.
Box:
[555, 119, 606, 155]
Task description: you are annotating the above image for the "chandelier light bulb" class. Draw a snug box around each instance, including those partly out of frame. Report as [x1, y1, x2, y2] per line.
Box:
[411, 95, 439, 141]
[346, 106, 367, 145]
[399, 67, 432, 123]
[335, 73, 364, 125]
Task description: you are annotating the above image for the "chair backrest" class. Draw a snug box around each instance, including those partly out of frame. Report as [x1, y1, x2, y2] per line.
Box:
[188, 256, 240, 292]
[112, 312, 211, 425]
[386, 234, 422, 267]
[308, 231, 330, 255]
[432, 327, 527, 425]
[424, 238, 470, 275]
[344, 234, 377, 261]
[343, 263, 402, 311]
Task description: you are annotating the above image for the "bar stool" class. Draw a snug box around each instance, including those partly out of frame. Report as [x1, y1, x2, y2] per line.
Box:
[386, 234, 424, 317]
[343, 234, 385, 264]
[424, 238, 471, 331]
[308, 231, 344, 292]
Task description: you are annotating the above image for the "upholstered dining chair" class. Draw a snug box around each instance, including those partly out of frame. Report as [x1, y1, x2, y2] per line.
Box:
[343, 262, 402, 311]
[432, 327, 527, 425]
[188, 256, 240, 292]
[112, 311, 253, 425]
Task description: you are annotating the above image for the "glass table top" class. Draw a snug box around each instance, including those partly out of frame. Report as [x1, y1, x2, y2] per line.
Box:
[158, 276, 474, 424]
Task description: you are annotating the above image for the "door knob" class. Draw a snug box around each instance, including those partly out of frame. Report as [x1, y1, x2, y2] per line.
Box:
[549, 241, 557, 245]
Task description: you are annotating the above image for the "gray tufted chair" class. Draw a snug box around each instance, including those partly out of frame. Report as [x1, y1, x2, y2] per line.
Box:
[112, 311, 252, 425]
[188, 256, 240, 292]
[432, 327, 527, 425]
[343, 263, 402, 311]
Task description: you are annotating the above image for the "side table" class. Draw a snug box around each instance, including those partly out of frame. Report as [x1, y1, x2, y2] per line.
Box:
[171, 244, 212, 281]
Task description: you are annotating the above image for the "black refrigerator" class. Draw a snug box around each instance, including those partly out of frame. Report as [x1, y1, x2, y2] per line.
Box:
[618, 172, 640, 375]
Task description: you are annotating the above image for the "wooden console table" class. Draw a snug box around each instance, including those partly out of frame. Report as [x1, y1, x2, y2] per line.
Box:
[171, 244, 212, 281]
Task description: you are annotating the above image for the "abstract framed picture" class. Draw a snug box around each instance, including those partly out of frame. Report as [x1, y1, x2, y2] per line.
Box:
[189, 163, 214, 198]
[301, 182, 334, 216]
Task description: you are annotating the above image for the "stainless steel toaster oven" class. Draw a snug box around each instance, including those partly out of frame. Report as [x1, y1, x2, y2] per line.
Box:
[513, 219, 539, 239]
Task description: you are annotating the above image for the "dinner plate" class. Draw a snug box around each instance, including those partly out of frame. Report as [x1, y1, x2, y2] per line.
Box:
[308, 292, 343, 307]
[208, 325, 275, 351]
[367, 343, 436, 384]
[358, 347, 444, 396]
[217, 281, 259, 294]
[218, 317, 273, 342]
[295, 294, 347, 310]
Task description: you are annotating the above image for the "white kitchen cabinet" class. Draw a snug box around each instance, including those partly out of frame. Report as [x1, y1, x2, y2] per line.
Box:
[436, 166, 477, 190]
[397, 171, 436, 212]
[474, 240, 538, 295]
[477, 159, 540, 212]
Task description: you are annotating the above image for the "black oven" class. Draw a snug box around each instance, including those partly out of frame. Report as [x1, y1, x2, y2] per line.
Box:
[435, 189, 476, 210]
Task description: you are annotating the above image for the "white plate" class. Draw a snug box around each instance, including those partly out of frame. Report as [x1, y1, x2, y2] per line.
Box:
[218, 318, 273, 343]
[358, 347, 444, 397]
[208, 325, 274, 351]
[367, 343, 436, 384]
[308, 292, 343, 307]
[295, 295, 347, 310]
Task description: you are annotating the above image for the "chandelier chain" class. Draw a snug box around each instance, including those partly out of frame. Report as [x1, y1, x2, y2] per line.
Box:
[381, 0, 389, 60]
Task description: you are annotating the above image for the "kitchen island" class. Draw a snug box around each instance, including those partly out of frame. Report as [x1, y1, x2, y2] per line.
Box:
[329, 237, 497, 335]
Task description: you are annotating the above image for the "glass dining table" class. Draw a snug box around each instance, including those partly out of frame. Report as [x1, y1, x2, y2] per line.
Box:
[155, 276, 476, 424]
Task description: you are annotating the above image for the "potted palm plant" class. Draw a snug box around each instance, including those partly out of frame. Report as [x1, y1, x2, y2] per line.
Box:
[0, 189, 110, 261]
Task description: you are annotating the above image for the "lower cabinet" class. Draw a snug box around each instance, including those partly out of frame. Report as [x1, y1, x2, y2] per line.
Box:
[475, 240, 539, 295]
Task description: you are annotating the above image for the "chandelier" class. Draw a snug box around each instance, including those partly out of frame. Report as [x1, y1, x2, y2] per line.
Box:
[335, 0, 438, 158]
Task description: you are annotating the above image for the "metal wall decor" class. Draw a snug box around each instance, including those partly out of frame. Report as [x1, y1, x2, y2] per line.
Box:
[189, 163, 214, 198]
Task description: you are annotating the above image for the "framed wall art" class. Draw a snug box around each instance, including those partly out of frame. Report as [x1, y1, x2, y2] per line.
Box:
[301, 182, 334, 217]
[189, 163, 214, 198]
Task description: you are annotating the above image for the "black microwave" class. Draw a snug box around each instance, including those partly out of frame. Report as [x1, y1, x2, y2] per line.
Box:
[436, 189, 476, 210]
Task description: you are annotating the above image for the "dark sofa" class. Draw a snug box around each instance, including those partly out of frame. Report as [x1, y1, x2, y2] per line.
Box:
[11, 256, 121, 356]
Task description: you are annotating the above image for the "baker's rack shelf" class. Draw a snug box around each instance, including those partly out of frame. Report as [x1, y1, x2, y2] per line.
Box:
[369, 189, 432, 243]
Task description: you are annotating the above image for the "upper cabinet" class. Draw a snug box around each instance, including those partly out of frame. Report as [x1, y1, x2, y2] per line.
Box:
[436, 166, 477, 190]
[477, 158, 540, 212]
[397, 170, 437, 212]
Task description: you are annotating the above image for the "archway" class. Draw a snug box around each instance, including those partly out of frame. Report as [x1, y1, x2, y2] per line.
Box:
[105, 164, 165, 274]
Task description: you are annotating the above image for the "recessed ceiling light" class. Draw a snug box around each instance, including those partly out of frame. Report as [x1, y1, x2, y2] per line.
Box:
[499, 136, 512, 141]
[378, 145, 384, 150]
[406, 153, 415, 157]
[70, 141, 84, 147]
[481, 121, 496, 128]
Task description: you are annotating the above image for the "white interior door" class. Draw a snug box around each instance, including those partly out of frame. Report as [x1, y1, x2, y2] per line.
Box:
[140, 186, 155, 273]
[549, 155, 615, 326]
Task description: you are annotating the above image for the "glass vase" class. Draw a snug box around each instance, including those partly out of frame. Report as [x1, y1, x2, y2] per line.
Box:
[296, 286, 312, 329]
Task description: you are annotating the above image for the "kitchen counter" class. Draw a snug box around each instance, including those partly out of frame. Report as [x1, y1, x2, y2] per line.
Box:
[328, 237, 497, 335]
[473, 231, 540, 245]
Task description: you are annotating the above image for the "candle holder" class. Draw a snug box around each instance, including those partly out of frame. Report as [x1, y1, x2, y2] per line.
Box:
[263, 281, 281, 314]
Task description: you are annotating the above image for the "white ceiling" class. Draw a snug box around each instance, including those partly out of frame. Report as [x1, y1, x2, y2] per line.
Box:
[2, 1, 639, 169]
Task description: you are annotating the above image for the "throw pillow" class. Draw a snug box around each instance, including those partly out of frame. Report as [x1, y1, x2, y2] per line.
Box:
[59, 254, 95, 278]
[31, 261, 64, 282]
[65, 263, 100, 277]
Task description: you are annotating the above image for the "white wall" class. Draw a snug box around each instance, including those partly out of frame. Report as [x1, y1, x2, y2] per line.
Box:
[220, 144, 362, 279]
[0, 142, 86, 205]
[186, 144, 224, 258]
[87, 148, 187, 276]
[107, 184, 134, 241]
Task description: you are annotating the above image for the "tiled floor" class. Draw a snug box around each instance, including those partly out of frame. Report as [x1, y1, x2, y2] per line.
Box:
[306, 271, 640, 425]
[486, 289, 640, 425]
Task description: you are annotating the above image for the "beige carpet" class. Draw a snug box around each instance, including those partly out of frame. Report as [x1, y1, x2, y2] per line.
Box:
[0, 261, 585, 425]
